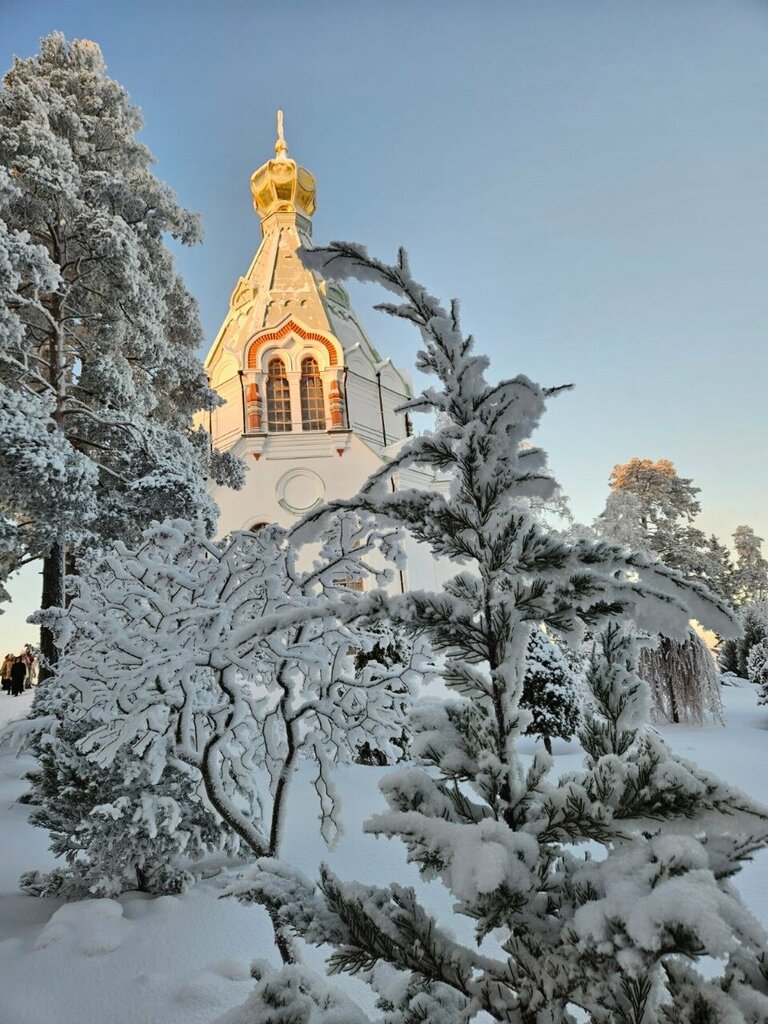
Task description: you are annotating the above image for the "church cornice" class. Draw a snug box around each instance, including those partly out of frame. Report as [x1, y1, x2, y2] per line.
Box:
[245, 316, 341, 369]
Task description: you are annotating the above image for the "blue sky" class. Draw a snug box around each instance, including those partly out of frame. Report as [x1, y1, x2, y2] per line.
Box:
[1, 0, 767, 644]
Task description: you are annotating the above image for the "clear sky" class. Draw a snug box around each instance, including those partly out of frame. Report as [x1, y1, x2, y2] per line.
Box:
[1, 0, 767, 647]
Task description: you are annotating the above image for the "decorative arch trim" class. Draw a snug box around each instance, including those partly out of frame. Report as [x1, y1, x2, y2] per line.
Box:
[246, 318, 340, 369]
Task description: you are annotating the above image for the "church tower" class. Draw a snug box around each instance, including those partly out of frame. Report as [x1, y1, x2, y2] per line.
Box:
[203, 115, 438, 576]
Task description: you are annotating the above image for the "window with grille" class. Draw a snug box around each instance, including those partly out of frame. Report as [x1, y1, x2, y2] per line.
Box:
[266, 358, 292, 432]
[333, 577, 365, 592]
[300, 356, 325, 431]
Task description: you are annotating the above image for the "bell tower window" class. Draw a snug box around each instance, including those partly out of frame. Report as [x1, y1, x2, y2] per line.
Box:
[300, 356, 325, 431]
[266, 357, 292, 432]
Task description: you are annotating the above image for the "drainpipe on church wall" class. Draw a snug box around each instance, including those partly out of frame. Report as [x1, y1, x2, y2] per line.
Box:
[376, 370, 387, 447]
[206, 375, 213, 455]
[237, 370, 247, 436]
[342, 367, 350, 429]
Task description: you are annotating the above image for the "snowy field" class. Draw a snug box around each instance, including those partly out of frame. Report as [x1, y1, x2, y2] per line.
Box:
[0, 684, 766, 1024]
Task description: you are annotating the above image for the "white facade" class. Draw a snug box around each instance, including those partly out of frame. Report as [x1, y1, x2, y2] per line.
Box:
[203, 120, 448, 592]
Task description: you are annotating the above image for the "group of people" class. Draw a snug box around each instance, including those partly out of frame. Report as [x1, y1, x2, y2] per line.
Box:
[1, 645, 37, 696]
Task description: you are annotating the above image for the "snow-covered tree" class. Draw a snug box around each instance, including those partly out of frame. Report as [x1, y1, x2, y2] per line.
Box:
[718, 634, 740, 675]
[747, 638, 768, 695]
[608, 458, 701, 534]
[637, 629, 723, 725]
[733, 526, 768, 606]
[521, 627, 580, 754]
[597, 476, 732, 721]
[600, 458, 735, 603]
[736, 602, 768, 680]
[353, 622, 413, 765]
[36, 514, 420, 960]
[594, 489, 648, 551]
[226, 244, 768, 1022]
[703, 533, 737, 605]
[21, 683, 237, 898]
[0, 33, 242, 668]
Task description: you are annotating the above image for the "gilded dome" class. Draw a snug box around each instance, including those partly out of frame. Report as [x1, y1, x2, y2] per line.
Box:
[250, 111, 316, 223]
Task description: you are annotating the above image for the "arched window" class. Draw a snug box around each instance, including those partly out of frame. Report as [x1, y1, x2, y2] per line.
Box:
[300, 356, 325, 431]
[266, 357, 292, 432]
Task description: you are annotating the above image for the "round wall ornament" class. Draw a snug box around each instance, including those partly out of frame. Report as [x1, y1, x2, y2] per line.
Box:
[276, 468, 325, 514]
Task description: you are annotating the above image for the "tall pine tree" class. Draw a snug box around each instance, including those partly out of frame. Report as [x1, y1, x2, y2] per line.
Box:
[0, 33, 242, 669]
[733, 526, 768, 606]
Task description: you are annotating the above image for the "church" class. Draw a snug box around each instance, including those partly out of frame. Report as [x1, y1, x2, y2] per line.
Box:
[202, 115, 447, 591]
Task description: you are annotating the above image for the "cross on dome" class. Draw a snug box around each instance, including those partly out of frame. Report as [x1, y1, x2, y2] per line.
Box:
[275, 109, 288, 161]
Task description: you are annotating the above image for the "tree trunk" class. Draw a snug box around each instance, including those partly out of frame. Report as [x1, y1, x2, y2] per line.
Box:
[39, 539, 65, 682]
[39, 281, 67, 684]
[268, 721, 299, 858]
[194, 742, 299, 965]
[661, 637, 680, 724]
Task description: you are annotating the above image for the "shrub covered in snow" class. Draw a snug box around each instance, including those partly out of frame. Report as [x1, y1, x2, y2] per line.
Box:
[748, 638, 768, 698]
[738, 602, 768, 679]
[215, 960, 368, 1024]
[353, 622, 413, 765]
[35, 513, 422, 956]
[22, 693, 236, 898]
[521, 627, 581, 753]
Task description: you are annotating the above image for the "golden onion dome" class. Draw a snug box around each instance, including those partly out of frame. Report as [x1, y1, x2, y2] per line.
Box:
[250, 111, 316, 224]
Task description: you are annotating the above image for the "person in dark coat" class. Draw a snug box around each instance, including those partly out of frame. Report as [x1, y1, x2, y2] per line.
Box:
[10, 656, 26, 696]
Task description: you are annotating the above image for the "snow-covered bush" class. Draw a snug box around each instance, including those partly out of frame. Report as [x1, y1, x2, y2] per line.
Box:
[521, 627, 581, 753]
[21, 677, 237, 898]
[21, 749, 231, 899]
[737, 602, 768, 679]
[215, 960, 368, 1024]
[37, 513, 421, 956]
[228, 243, 768, 1022]
[748, 638, 768, 695]
[719, 635, 740, 675]
[353, 622, 413, 765]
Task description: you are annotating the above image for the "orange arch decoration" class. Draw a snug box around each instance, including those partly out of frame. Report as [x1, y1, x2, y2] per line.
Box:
[246, 319, 340, 369]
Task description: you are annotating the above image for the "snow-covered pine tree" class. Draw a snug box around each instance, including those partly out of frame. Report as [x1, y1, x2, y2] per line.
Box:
[521, 627, 580, 754]
[0, 33, 242, 669]
[594, 488, 648, 552]
[36, 514, 420, 960]
[718, 634, 740, 675]
[637, 629, 723, 725]
[733, 526, 768, 606]
[21, 679, 237, 898]
[228, 244, 768, 1023]
[354, 622, 413, 765]
[601, 458, 735, 603]
[703, 533, 737, 606]
[747, 638, 768, 696]
[737, 602, 768, 679]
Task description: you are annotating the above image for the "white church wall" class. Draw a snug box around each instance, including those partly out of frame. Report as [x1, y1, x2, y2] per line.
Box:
[200, 122, 452, 599]
[212, 434, 382, 535]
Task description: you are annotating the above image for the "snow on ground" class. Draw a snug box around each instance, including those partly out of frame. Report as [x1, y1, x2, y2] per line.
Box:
[0, 684, 766, 1024]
